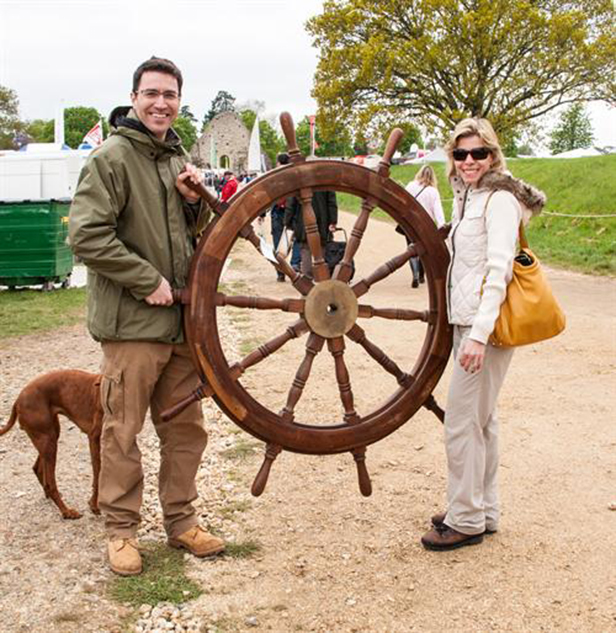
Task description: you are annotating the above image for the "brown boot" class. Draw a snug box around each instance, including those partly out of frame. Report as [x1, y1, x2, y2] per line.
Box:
[431, 512, 497, 535]
[168, 525, 225, 558]
[108, 537, 142, 576]
[421, 526, 484, 551]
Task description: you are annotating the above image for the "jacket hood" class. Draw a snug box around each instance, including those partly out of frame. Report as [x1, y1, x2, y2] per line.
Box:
[108, 106, 183, 149]
[478, 171, 546, 216]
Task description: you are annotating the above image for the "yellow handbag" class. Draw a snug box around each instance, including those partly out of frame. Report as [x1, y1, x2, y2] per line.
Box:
[489, 225, 566, 347]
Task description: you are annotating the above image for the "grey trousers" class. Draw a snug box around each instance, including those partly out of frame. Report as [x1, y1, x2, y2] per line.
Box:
[443, 326, 514, 535]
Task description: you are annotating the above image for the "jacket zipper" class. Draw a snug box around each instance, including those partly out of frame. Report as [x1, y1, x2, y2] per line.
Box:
[157, 159, 178, 338]
[446, 187, 470, 319]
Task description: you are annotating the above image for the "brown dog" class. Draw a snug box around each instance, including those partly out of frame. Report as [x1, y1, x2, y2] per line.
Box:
[0, 369, 103, 519]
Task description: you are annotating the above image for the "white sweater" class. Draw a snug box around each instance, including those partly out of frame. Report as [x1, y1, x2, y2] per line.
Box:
[447, 176, 522, 344]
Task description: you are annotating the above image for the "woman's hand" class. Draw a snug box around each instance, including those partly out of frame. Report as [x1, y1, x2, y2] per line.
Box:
[459, 338, 486, 373]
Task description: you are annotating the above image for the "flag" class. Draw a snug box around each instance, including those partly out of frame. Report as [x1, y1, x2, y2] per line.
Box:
[55, 101, 65, 145]
[210, 137, 217, 168]
[309, 114, 317, 155]
[83, 120, 103, 146]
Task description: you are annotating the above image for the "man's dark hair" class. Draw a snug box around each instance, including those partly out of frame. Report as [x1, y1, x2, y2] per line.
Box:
[133, 56, 183, 95]
[224, 170, 233, 176]
[277, 152, 290, 165]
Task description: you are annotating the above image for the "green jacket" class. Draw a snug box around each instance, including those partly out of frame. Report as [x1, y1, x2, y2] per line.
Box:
[69, 107, 210, 343]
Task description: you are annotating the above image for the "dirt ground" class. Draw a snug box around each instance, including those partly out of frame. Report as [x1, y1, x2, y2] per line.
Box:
[0, 210, 615, 632]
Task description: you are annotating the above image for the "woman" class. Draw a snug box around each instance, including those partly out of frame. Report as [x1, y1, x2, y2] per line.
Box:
[421, 118, 545, 551]
[406, 165, 445, 287]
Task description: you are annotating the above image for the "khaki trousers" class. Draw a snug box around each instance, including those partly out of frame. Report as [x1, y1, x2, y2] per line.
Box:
[98, 341, 207, 540]
[443, 326, 514, 535]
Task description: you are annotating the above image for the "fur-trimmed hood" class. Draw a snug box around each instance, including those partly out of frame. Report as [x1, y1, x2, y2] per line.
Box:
[478, 171, 546, 216]
[451, 172, 546, 217]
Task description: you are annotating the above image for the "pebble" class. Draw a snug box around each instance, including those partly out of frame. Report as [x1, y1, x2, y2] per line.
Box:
[245, 615, 259, 627]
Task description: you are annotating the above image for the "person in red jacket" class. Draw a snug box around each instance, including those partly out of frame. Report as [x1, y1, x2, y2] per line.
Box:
[220, 170, 238, 202]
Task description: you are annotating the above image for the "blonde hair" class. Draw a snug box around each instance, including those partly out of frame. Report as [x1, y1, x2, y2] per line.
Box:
[445, 118, 506, 180]
[414, 164, 437, 188]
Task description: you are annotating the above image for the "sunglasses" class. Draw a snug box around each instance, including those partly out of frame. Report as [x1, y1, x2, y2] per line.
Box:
[452, 147, 491, 161]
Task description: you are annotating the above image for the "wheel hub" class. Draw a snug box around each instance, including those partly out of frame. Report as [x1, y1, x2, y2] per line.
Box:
[304, 279, 359, 338]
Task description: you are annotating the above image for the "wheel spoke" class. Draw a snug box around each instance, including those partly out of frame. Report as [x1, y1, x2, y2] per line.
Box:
[327, 337, 360, 424]
[357, 304, 431, 322]
[216, 292, 304, 314]
[351, 243, 425, 298]
[238, 221, 314, 295]
[299, 187, 330, 282]
[280, 333, 325, 423]
[345, 324, 412, 387]
[231, 318, 309, 375]
[333, 197, 376, 283]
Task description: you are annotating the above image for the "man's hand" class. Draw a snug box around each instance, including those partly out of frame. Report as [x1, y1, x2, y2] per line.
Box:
[328, 224, 337, 233]
[145, 278, 174, 306]
[458, 338, 486, 374]
[176, 163, 204, 203]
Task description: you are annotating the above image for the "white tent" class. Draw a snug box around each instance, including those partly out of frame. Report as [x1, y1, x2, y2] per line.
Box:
[550, 147, 603, 158]
[408, 147, 447, 163]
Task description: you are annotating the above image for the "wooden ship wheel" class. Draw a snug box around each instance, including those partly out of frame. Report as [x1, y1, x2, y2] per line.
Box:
[164, 113, 452, 497]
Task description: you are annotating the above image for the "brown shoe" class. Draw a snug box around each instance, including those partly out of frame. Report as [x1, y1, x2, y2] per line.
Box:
[431, 512, 497, 535]
[168, 525, 225, 558]
[421, 526, 484, 551]
[108, 537, 142, 576]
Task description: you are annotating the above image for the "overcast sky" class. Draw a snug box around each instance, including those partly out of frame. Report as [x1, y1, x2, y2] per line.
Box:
[1, 0, 614, 147]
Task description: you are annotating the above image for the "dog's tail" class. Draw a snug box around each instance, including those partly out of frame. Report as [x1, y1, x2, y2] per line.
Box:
[0, 403, 18, 436]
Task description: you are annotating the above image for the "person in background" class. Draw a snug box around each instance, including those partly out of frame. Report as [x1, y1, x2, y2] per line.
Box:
[402, 164, 445, 287]
[421, 117, 545, 551]
[69, 56, 224, 576]
[284, 191, 338, 279]
[259, 153, 291, 281]
[220, 170, 238, 202]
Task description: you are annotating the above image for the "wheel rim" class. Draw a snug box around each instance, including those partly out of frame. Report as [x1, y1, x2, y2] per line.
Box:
[185, 158, 452, 455]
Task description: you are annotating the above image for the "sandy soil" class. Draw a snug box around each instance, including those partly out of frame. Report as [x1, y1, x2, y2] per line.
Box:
[0, 210, 615, 632]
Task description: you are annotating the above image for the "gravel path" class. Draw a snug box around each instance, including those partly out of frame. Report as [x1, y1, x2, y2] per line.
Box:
[1, 211, 615, 632]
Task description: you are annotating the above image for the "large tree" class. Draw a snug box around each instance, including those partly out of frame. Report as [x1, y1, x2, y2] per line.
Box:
[202, 90, 236, 130]
[63, 106, 106, 148]
[25, 118, 54, 143]
[173, 115, 198, 151]
[548, 103, 595, 154]
[296, 116, 354, 157]
[307, 0, 616, 143]
[0, 85, 22, 149]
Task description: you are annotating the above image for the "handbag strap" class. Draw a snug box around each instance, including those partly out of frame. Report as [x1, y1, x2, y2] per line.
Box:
[483, 190, 529, 250]
[413, 185, 428, 200]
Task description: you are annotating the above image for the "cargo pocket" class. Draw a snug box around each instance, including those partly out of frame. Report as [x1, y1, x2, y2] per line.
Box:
[101, 367, 124, 423]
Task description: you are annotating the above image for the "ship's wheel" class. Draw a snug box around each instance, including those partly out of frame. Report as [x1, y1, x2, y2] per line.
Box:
[165, 114, 452, 497]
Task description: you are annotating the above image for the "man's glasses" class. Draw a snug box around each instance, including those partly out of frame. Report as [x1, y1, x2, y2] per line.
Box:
[137, 89, 180, 103]
[452, 147, 491, 161]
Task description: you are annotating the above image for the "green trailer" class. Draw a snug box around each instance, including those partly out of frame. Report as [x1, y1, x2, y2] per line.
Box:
[0, 199, 73, 290]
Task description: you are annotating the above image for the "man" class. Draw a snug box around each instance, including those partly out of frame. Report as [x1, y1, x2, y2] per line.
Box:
[284, 191, 338, 279]
[69, 56, 224, 576]
[220, 170, 238, 202]
[263, 152, 290, 281]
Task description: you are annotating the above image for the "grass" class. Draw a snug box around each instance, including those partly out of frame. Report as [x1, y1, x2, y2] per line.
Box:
[219, 499, 253, 520]
[220, 437, 260, 460]
[0, 287, 86, 339]
[107, 542, 203, 607]
[223, 539, 262, 559]
[337, 155, 616, 275]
